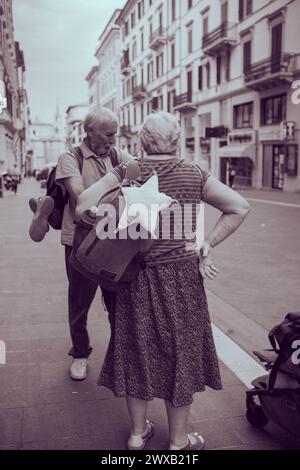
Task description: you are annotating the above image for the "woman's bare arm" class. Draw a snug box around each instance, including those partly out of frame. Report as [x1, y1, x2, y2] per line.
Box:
[75, 172, 120, 220]
[202, 175, 251, 249]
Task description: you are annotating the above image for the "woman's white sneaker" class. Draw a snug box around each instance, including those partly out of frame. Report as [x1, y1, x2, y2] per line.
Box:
[70, 358, 88, 381]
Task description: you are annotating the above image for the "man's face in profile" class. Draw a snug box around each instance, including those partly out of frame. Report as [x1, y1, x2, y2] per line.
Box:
[87, 121, 118, 156]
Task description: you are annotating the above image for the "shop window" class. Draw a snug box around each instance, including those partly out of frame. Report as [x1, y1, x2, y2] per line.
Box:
[285, 145, 298, 176]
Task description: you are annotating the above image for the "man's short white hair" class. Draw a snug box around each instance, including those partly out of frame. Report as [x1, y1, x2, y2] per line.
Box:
[84, 107, 118, 132]
[140, 111, 180, 155]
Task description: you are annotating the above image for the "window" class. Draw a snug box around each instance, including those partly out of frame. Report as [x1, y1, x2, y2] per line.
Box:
[132, 39, 137, 60]
[149, 19, 153, 37]
[187, 24, 193, 53]
[131, 11, 136, 29]
[206, 62, 210, 88]
[141, 28, 144, 52]
[171, 41, 175, 68]
[286, 145, 298, 176]
[198, 65, 203, 90]
[141, 66, 144, 86]
[156, 52, 164, 78]
[127, 108, 130, 125]
[261, 94, 286, 125]
[234, 102, 253, 129]
[148, 60, 154, 82]
[203, 16, 208, 36]
[172, 0, 176, 22]
[239, 0, 252, 21]
[225, 50, 230, 81]
[243, 40, 251, 73]
[124, 20, 129, 37]
[216, 55, 222, 85]
[152, 96, 159, 111]
[188, 0, 193, 9]
[221, 1, 228, 23]
[133, 106, 137, 125]
[141, 102, 144, 123]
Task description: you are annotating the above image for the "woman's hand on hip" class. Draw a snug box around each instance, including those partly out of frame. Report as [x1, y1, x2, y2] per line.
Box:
[199, 241, 219, 280]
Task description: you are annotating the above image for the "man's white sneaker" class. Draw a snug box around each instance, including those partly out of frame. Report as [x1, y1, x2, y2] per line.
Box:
[70, 358, 88, 381]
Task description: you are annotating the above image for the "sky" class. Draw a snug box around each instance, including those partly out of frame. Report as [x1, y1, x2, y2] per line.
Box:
[12, 0, 125, 123]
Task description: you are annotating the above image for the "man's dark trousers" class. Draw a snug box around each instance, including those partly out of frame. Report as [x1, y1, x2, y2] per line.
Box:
[65, 246, 116, 359]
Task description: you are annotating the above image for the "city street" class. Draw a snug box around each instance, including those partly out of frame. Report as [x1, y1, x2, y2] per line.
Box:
[0, 179, 299, 450]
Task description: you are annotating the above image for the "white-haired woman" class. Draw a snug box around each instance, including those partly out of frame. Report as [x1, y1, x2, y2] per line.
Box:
[76, 111, 251, 450]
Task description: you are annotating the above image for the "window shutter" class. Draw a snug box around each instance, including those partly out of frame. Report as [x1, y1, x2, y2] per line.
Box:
[239, 0, 244, 21]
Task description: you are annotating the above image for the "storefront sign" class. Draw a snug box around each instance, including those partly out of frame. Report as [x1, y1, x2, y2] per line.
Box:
[205, 126, 228, 139]
[280, 121, 296, 141]
[228, 130, 256, 145]
[259, 128, 281, 141]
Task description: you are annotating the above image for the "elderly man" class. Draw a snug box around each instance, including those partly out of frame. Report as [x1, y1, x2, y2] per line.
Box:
[31, 108, 132, 380]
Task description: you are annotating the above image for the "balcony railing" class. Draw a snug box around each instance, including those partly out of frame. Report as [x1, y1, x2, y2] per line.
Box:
[244, 53, 298, 91]
[149, 26, 167, 51]
[132, 84, 147, 101]
[121, 51, 131, 75]
[174, 92, 196, 113]
[120, 125, 132, 137]
[202, 22, 237, 56]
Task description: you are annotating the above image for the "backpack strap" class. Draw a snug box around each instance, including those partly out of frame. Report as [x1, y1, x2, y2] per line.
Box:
[72, 147, 84, 174]
[109, 147, 120, 168]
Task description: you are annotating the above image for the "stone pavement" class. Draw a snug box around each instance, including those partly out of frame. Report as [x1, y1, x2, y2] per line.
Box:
[0, 179, 299, 451]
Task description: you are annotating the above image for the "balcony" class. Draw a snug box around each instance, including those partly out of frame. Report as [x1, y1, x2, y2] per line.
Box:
[132, 84, 147, 101]
[174, 92, 196, 113]
[120, 125, 132, 138]
[244, 53, 299, 91]
[149, 27, 167, 51]
[121, 51, 131, 76]
[202, 22, 238, 56]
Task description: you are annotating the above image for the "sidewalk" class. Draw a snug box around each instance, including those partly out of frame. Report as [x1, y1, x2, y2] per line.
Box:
[0, 179, 299, 450]
[238, 188, 300, 205]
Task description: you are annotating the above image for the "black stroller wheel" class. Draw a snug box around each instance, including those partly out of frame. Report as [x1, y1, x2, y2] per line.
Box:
[246, 398, 269, 429]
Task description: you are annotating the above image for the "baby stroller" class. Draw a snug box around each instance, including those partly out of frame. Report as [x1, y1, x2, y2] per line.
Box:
[246, 312, 300, 437]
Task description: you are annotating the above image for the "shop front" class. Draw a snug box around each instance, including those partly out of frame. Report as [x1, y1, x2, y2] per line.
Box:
[217, 130, 256, 187]
[260, 125, 298, 190]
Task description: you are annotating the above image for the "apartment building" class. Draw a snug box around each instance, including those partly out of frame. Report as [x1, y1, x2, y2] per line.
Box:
[117, 0, 182, 156]
[95, 0, 300, 191]
[175, 0, 300, 191]
[66, 103, 88, 149]
[0, 0, 30, 174]
[95, 9, 122, 115]
[30, 107, 66, 170]
[86, 65, 99, 113]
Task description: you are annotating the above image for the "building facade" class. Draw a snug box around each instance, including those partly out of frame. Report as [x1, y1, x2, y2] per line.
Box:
[110, 0, 299, 190]
[30, 108, 66, 170]
[0, 0, 30, 175]
[86, 65, 99, 113]
[95, 9, 122, 115]
[66, 103, 88, 148]
[173, 0, 300, 192]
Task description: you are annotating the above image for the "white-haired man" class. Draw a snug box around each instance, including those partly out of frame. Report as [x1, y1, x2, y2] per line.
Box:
[31, 108, 132, 380]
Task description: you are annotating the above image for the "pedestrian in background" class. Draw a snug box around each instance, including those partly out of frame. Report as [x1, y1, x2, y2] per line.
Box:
[76, 111, 251, 450]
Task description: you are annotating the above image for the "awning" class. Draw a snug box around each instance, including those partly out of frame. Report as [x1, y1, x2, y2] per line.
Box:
[217, 144, 256, 164]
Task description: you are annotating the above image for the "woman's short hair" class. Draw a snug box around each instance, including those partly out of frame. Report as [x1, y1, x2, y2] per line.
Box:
[139, 111, 180, 155]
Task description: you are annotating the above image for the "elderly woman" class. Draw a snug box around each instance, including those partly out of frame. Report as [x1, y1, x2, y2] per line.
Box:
[76, 111, 251, 450]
